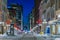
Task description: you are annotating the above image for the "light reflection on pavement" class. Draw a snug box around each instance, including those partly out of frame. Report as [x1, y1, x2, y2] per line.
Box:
[0, 32, 60, 40]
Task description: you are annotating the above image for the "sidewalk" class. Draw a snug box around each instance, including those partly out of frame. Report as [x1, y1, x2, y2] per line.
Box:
[0, 33, 60, 40]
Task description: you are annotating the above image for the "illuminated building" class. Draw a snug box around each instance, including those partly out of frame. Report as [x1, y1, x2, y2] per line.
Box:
[8, 4, 23, 30]
[0, 0, 8, 22]
[38, 0, 60, 34]
[0, 0, 9, 34]
[28, 8, 35, 30]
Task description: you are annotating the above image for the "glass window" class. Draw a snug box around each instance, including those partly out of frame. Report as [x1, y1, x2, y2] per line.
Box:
[16, 10, 21, 20]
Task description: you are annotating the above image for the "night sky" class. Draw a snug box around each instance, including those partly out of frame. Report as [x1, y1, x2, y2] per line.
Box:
[7, 0, 34, 26]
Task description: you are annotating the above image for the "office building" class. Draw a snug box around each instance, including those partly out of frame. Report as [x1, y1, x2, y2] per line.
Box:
[28, 8, 35, 30]
[7, 4, 23, 30]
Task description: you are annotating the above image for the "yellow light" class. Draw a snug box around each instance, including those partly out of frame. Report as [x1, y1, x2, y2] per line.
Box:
[4, 27, 7, 30]
[40, 32, 44, 34]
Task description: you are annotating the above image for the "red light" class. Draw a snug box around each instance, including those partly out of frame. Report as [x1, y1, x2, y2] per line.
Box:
[36, 19, 42, 24]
